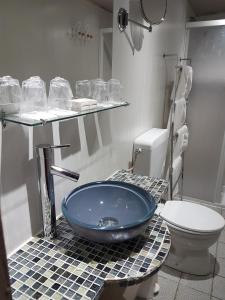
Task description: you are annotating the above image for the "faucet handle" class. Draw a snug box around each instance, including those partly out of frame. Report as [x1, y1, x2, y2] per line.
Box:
[50, 144, 71, 149]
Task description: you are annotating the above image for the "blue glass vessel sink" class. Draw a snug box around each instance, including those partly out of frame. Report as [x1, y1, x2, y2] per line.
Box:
[62, 181, 156, 243]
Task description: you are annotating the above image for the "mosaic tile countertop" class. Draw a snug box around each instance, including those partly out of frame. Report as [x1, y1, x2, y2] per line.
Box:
[109, 170, 168, 203]
[8, 170, 170, 300]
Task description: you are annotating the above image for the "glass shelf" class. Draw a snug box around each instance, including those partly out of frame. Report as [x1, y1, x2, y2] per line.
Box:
[2, 101, 129, 127]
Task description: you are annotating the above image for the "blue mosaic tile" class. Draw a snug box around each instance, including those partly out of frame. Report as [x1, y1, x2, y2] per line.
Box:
[9, 170, 170, 299]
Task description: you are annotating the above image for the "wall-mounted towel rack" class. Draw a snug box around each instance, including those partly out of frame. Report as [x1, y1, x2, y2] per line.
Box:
[163, 53, 192, 201]
[180, 57, 192, 65]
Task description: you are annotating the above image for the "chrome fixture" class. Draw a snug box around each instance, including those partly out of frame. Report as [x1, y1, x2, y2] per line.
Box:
[163, 54, 192, 67]
[118, 8, 152, 32]
[36, 144, 80, 239]
[118, 0, 167, 33]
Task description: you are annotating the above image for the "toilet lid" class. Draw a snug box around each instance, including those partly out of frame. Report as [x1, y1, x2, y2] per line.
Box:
[160, 201, 225, 233]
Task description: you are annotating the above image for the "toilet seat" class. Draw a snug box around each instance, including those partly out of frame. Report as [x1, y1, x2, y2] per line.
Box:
[160, 201, 225, 234]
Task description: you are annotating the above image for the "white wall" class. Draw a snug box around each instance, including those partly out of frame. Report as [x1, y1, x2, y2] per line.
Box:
[1, 0, 189, 254]
[0, 0, 113, 254]
[111, 0, 190, 180]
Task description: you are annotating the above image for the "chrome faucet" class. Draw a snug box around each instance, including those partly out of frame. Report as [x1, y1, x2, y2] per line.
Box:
[36, 144, 80, 239]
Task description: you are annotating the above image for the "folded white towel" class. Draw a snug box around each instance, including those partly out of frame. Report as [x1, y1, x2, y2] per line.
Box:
[70, 98, 97, 106]
[70, 98, 97, 111]
[166, 156, 182, 194]
[170, 67, 182, 102]
[176, 66, 193, 100]
[174, 98, 186, 132]
[173, 125, 189, 159]
[167, 98, 186, 132]
[173, 156, 182, 186]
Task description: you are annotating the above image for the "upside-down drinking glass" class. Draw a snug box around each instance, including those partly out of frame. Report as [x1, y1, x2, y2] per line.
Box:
[48, 77, 73, 109]
[92, 80, 108, 103]
[0, 76, 22, 114]
[75, 80, 91, 98]
[108, 78, 122, 103]
[22, 76, 47, 112]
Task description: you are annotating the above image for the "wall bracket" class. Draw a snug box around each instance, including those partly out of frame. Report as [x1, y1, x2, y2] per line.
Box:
[118, 8, 152, 33]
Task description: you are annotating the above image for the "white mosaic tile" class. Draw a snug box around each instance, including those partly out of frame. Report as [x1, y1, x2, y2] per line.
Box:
[8, 170, 170, 300]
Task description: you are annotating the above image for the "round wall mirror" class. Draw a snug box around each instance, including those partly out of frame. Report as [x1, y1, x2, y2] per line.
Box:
[140, 0, 167, 25]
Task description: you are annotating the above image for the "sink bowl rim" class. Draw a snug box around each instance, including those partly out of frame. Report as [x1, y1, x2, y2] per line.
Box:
[62, 180, 156, 232]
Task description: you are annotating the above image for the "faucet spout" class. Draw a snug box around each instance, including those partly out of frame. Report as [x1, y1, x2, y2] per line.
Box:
[51, 165, 80, 182]
[36, 144, 79, 239]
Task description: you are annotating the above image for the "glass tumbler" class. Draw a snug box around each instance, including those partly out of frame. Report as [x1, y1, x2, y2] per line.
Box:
[75, 80, 91, 98]
[92, 80, 108, 103]
[108, 79, 122, 103]
[0, 76, 22, 114]
[22, 76, 47, 112]
[48, 77, 73, 109]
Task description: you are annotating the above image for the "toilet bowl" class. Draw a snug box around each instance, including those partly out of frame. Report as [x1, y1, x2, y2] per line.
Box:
[160, 201, 225, 275]
[134, 129, 225, 275]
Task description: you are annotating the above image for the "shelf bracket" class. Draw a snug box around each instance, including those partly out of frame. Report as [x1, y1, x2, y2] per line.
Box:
[1, 112, 7, 129]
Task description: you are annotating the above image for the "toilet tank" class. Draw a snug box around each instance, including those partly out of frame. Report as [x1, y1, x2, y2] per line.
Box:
[133, 128, 169, 178]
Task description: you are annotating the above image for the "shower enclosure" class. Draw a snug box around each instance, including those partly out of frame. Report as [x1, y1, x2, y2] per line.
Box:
[184, 23, 225, 205]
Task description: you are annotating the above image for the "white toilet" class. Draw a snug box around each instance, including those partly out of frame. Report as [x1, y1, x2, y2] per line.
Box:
[134, 128, 225, 275]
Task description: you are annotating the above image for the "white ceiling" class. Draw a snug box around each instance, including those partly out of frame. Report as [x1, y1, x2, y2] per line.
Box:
[90, 0, 113, 12]
[90, 0, 225, 17]
[189, 0, 225, 16]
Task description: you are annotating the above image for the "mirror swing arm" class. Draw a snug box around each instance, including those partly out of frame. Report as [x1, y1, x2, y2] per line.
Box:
[118, 8, 152, 32]
[118, 0, 167, 33]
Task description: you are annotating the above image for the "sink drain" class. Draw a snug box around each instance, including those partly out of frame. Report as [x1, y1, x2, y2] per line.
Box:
[98, 217, 119, 228]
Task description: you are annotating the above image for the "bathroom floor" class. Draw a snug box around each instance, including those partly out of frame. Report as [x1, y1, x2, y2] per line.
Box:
[154, 206, 225, 300]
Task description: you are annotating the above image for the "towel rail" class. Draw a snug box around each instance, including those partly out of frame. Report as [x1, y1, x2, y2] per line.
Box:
[172, 170, 183, 192]
[180, 57, 192, 65]
[164, 53, 191, 200]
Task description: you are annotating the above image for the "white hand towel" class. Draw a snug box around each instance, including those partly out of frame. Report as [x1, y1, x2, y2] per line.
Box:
[70, 98, 97, 111]
[170, 67, 182, 102]
[175, 65, 193, 100]
[165, 155, 182, 189]
[172, 156, 182, 187]
[174, 98, 186, 132]
[173, 125, 189, 159]
[167, 98, 186, 132]
[71, 98, 97, 106]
